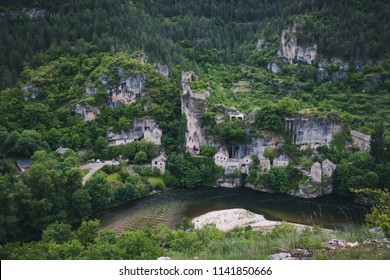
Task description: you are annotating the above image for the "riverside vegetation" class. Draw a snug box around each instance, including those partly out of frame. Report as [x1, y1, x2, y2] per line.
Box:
[0, 0, 389, 259]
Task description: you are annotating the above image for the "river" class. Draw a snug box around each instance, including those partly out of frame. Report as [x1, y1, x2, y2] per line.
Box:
[97, 187, 368, 233]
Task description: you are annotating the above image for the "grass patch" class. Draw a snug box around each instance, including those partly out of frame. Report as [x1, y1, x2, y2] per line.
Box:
[107, 172, 120, 182]
[147, 176, 164, 186]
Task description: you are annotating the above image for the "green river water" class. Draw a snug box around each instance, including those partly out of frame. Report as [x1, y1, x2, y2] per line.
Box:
[97, 187, 368, 233]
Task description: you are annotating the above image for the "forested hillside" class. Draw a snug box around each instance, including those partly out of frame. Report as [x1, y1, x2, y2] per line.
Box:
[0, 0, 389, 254]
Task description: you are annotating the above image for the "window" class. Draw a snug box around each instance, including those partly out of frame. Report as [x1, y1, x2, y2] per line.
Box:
[155, 161, 157, 164]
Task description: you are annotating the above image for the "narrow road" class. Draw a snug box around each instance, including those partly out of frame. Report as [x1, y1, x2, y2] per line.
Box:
[80, 161, 119, 185]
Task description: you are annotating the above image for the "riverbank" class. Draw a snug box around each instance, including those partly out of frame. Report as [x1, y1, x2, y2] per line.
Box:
[192, 208, 333, 233]
[192, 208, 279, 231]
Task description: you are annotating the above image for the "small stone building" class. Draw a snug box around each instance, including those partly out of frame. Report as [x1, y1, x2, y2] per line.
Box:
[273, 155, 289, 167]
[55, 146, 69, 157]
[213, 149, 252, 175]
[259, 155, 271, 172]
[151, 154, 167, 175]
[240, 156, 253, 175]
[350, 130, 371, 152]
[309, 159, 336, 183]
[310, 162, 322, 183]
[322, 159, 336, 178]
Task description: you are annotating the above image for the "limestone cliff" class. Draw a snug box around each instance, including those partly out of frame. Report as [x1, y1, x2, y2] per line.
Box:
[278, 26, 317, 64]
[153, 63, 169, 78]
[74, 103, 100, 122]
[108, 74, 146, 107]
[284, 116, 342, 148]
[248, 135, 284, 156]
[181, 72, 210, 155]
[106, 117, 162, 146]
[267, 62, 282, 74]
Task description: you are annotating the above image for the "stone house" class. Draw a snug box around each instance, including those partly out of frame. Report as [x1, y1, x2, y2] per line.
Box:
[240, 156, 253, 175]
[350, 130, 371, 152]
[55, 146, 69, 157]
[273, 155, 289, 167]
[259, 155, 271, 172]
[310, 162, 322, 183]
[322, 159, 336, 178]
[151, 154, 167, 175]
[213, 149, 252, 175]
[310, 159, 336, 183]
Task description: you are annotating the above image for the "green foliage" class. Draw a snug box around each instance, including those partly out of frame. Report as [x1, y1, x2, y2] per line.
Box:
[251, 166, 303, 193]
[351, 189, 390, 237]
[200, 145, 217, 158]
[263, 147, 276, 162]
[167, 153, 223, 188]
[210, 119, 248, 147]
[134, 151, 148, 164]
[331, 132, 347, 153]
[76, 220, 100, 247]
[42, 222, 74, 244]
[370, 122, 387, 163]
[85, 174, 114, 212]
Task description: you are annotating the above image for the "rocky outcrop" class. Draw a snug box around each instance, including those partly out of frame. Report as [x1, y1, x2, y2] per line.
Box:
[0, 8, 46, 19]
[181, 72, 210, 155]
[297, 181, 333, 198]
[267, 62, 282, 74]
[256, 39, 267, 51]
[106, 118, 162, 146]
[85, 87, 97, 96]
[278, 27, 317, 64]
[153, 63, 169, 78]
[21, 84, 39, 100]
[269, 249, 312, 260]
[108, 74, 146, 107]
[284, 116, 342, 148]
[75, 103, 100, 122]
[332, 71, 347, 83]
[316, 68, 329, 83]
[216, 177, 241, 188]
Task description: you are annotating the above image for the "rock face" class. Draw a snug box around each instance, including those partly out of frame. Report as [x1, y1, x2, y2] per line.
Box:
[181, 72, 210, 155]
[316, 68, 329, 83]
[216, 177, 241, 188]
[297, 182, 333, 198]
[106, 118, 162, 146]
[153, 63, 169, 78]
[85, 87, 97, 96]
[0, 8, 46, 19]
[332, 71, 347, 83]
[256, 39, 267, 51]
[21, 84, 39, 99]
[108, 74, 146, 107]
[75, 103, 100, 122]
[247, 135, 284, 156]
[284, 116, 342, 148]
[278, 28, 317, 64]
[267, 62, 282, 74]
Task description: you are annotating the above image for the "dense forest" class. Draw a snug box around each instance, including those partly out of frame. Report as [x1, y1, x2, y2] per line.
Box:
[0, 0, 389, 259]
